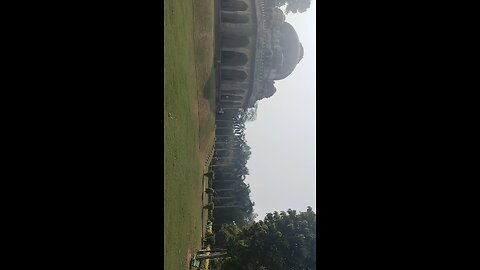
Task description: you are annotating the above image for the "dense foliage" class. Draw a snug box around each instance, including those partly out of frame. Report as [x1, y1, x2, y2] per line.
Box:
[212, 107, 257, 229]
[211, 109, 315, 270]
[274, 0, 312, 14]
[218, 207, 316, 270]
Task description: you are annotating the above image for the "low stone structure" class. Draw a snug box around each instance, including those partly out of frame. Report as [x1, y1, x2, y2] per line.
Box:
[218, 0, 304, 109]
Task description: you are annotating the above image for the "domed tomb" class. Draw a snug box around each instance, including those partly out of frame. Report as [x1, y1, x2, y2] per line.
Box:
[217, 0, 304, 109]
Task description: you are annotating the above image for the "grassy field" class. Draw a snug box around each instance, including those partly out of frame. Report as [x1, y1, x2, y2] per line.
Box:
[164, 0, 216, 269]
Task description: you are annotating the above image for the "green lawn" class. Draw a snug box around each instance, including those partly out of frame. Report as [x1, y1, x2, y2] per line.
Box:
[164, 0, 215, 269]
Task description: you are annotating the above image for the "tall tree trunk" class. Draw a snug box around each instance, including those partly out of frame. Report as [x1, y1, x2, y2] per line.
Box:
[214, 173, 244, 178]
[215, 163, 242, 168]
[196, 252, 228, 260]
[214, 205, 242, 209]
[214, 146, 241, 151]
[214, 196, 236, 200]
[212, 161, 232, 165]
[214, 188, 236, 192]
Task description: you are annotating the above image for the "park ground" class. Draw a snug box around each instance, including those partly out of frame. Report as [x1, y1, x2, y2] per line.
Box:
[164, 0, 217, 269]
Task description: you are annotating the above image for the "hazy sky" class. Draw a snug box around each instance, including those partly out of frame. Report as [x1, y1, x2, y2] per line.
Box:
[245, 2, 316, 220]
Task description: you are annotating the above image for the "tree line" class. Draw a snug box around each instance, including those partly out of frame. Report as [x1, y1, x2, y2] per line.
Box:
[210, 106, 257, 231]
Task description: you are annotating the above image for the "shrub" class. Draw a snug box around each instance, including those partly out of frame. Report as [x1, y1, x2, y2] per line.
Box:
[208, 178, 213, 187]
[204, 171, 215, 178]
[204, 234, 216, 245]
[204, 202, 214, 210]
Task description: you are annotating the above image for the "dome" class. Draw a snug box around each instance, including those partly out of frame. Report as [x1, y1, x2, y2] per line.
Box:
[272, 8, 286, 23]
[273, 22, 303, 80]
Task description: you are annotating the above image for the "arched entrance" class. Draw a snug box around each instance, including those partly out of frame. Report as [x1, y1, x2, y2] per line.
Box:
[221, 51, 248, 66]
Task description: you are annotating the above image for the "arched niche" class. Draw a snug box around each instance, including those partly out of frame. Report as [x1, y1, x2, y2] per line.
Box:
[220, 101, 242, 107]
[221, 89, 245, 95]
[221, 69, 247, 81]
[221, 12, 249, 24]
[222, 51, 248, 66]
[221, 34, 249, 48]
[221, 0, 248, 12]
[221, 95, 243, 101]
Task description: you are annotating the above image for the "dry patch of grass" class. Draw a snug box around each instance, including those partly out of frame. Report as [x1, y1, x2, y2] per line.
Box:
[193, 0, 216, 166]
[198, 68, 216, 168]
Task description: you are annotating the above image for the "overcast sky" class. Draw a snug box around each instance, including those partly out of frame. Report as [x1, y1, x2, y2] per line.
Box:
[245, 2, 316, 220]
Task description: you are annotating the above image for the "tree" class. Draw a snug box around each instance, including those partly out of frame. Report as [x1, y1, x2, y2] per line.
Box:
[212, 108, 255, 229]
[218, 207, 316, 270]
[244, 103, 258, 122]
[275, 0, 312, 14]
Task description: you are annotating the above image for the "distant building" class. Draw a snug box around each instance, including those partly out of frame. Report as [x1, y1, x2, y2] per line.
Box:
[218, 0, 304, 109]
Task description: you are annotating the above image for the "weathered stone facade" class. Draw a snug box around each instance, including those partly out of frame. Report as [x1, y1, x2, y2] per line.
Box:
[218, 0, 304, 109]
